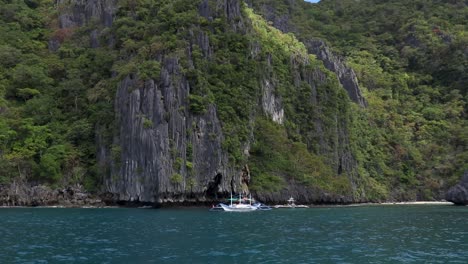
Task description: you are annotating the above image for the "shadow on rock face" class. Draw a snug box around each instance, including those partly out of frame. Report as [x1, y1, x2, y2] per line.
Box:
[206, 173, 223, 199]
[446, 171, 468, 205]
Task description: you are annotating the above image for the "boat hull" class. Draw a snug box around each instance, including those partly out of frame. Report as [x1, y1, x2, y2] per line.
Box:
[219, 203, 258, 212]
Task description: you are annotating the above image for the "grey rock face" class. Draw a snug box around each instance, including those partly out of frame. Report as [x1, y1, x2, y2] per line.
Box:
[93, 0, 248, 204]
[198, 0, 211, 19]
[50, 0, 116, 50]
[446, 171, 468, 205]
[48, 39, 61, 52]
[199, 0, 242, 20]
[218, 0, 242, 20]
[56, 0, 116, 28]
[224, 0, 246, 32]
[246, 0, 291, 32]
[103, 58, 237, 203]
[196, 30, 213, 58]
[305, 40, 367, 107]
[260, 54, 285, 125]
[261, 78, 284, 125]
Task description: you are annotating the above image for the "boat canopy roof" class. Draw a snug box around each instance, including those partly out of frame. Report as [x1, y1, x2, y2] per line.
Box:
[227, 197, 254, 201]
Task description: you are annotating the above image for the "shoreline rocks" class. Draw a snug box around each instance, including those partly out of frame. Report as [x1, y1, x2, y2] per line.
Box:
[1, 178, 463, 208]
[446, 171, 468, 205]
[0, 183, 105, 207]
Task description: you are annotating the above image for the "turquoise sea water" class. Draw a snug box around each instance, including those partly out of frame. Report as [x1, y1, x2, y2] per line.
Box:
[0, 205, 467, 263]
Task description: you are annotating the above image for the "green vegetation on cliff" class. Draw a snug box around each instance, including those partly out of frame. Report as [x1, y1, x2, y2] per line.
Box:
[0, 0, 115, 189]
[246, 7, 354, 196]
[0, 0, 466, 202]
[251, 0, 467, 199]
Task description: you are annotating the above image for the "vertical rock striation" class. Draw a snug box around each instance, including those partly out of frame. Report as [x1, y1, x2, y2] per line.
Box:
[260, 54, 285, 125]
[100, 0, 249, 203]
[261, 78, 284, 125]
[51, 0, 116, 50]
[106, 58, 236, 203]
[55, 0, 116, 28]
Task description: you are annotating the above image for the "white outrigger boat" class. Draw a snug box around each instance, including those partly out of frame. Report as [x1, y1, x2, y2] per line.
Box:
[274, 197, 309, 208]
[210, 194, 271, 212]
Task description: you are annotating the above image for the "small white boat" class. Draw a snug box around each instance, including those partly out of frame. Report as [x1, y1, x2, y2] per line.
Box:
[210, 194, 271, 212]
[219, 202, 258, 212]
[274, 197, 309, 208]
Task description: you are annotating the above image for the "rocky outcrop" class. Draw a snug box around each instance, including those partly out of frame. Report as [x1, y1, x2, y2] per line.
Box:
[50, 0, 116, 50]
[248, 1, 367, 107]
[305, 40, 367, 107]
[0, 183, 103, 207]
[199, 0, 244, 30]
[61, 0, 361, 205]
[55, 0, 116, 28]
[261, 78, 284, 124]
[199, 0, 243, 20]
[446, 171, 468, 205]
[103, 58, 237, 203]
[260, 53, 285, 125]
[245, 0, 291, 32]
[220, 0, 243, 20]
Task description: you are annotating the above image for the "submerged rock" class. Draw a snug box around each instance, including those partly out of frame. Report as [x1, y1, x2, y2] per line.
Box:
[446, 171, 468, 205]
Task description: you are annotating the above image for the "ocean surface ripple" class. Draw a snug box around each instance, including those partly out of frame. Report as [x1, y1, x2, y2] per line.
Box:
[0, 205, 467, 263]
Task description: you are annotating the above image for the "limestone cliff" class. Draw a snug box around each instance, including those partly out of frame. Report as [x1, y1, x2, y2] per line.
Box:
[99, 0, 251, 203]
[106, 63, 234, 203]
[51, 0, 364, 205]
[1, 0, 464, 207]
[247, 0, 367, 107]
